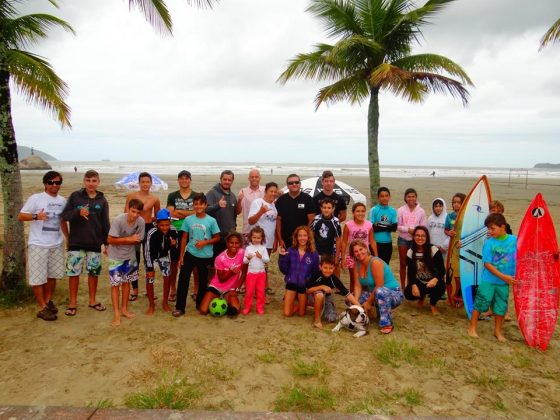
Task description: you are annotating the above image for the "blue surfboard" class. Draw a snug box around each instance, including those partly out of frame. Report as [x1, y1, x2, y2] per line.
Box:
[459, 176, 492, 319]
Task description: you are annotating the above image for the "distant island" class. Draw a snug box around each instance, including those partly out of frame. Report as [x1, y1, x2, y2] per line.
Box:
[534, 163, 560, 169]
[17, 145, 57, 161]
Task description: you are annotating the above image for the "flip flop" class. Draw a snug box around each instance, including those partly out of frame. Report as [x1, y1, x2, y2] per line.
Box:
[168, 293, 176, 302]
[88, 303, 106, 312]
[65, 307, 77, 316]
[128, 294, 138, 302]
[380, 325, 393, 334]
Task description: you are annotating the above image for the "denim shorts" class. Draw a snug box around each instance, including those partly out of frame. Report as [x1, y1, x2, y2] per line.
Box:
[397, 237, 412, 248]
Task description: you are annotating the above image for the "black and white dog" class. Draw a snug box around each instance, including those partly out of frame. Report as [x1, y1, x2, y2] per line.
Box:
[331, 305, 370, 338]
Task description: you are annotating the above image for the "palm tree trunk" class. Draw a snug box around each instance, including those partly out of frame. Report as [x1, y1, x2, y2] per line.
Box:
[367, 87, 380, 203]
[0, 54, 26, 291]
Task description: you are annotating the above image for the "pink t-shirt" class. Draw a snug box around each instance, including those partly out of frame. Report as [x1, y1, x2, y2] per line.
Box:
[209, 248, 245, 292]
[346, 220, 373, 246]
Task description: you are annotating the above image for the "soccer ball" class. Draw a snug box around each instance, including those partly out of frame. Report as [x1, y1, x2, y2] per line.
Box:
[209, 297, 228, 317]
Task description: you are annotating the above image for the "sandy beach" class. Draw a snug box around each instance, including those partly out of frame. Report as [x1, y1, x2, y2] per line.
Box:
[0, 171, 559, 416]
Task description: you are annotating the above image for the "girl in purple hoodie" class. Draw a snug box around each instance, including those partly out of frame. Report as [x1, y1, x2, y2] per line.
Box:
[278, 225, 319, 317]
[397, 188, 427, 289]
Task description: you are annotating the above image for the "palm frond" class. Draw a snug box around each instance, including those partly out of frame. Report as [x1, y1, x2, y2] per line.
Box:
[330, 34, 385, 59]
[3, 14, 75, 49]
[7, 49, 71, 128]
[277, 43, 349, 84]
[315, 73, 370, 109]
[307, 0, 364, 39]
[392, 53, 473, 85]
[370, 63, 470, 105]
[128, 0, 173, 34]
[187, 0, 218, 8]
[539, 18, 560, 51]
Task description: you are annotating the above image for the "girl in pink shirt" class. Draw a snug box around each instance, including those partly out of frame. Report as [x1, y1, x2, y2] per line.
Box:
[199, 232, 245, 316]
[340, 203, 377, 293]
[397, 188, 427, 289]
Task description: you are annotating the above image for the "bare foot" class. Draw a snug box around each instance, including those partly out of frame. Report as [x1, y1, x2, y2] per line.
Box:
[313, 321, 323, 329]
[111, 318, 121, 327]
[417, 297, 425, 307]
[146, 306, 155, 316]
[430, 306, 440, 315]
[162, 304, 171, 312]
[504, 313, 512, 321]
[467, 327, 479, 338]
[122, 311, 136, 319]
[494, 332, 507, 342]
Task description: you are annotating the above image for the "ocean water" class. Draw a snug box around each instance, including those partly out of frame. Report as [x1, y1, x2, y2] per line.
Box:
[46, 161, 560, 180]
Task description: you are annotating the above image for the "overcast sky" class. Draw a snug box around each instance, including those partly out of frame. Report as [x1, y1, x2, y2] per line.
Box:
[11, 0, 560, 167]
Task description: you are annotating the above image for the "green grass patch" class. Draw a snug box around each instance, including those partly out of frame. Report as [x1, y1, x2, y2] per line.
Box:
[124, 372, 201, 410]
[0, 282, 34, 308]
[291, 360, 329, 378]
[374, 338, 422, 367]
[86, 398, 114, 409]
[256, 351, 281, 364]
[467, 371, 505, 391]
[273, 384, 335, 412]
[402, 388, 424, 406]
[207, 361, 237, 381]
[495, 399, 507, 411]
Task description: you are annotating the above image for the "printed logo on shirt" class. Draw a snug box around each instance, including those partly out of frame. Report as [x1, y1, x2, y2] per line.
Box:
[305, 256, 312, 264]
[298, 204, 305, 209]
[319, 224, 329, 239]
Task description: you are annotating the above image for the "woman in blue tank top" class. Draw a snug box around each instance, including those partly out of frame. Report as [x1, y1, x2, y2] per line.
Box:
[350, 239, 403, 333]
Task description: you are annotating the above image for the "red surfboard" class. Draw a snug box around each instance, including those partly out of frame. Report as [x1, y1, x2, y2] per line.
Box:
[514, 193, 560, 350]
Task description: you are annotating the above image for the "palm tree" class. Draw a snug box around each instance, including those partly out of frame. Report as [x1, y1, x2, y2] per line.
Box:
[278, 0, 472, 200]
[539, 18, 560, 50]
[0, 0, 74, 291]
[128, 0, 217, 34]
[0, 0, 217, 293]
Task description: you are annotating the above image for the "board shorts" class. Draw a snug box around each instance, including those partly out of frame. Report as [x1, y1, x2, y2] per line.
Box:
[146, 257, 171, 284]
[108, 259, 138, 287]
[28, 244, 65, 286]
[473, 282, 509, 316]
[66, 250, 102, 277]
[310, 291, 338, 323]
[285, 282, 306, 294]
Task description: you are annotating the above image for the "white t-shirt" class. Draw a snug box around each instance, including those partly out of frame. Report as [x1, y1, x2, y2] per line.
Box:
[248, 198, 277, 248]
[243, 244, 270, 273]
[20, 192, 66, 247]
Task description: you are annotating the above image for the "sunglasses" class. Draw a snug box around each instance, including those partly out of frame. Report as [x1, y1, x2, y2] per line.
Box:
[287, 181, 300, 185]
[46, 180, 63, 186]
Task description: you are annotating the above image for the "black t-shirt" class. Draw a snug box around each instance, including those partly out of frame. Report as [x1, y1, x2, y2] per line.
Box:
[166, 190, 197, 230]
[310, 215, 341, 255]
[275, 192, 315, 246]
[306, 271, 349, 296]
[313, 191, 347, 218]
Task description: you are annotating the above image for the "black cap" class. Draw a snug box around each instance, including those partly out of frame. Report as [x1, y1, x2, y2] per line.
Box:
[178, 170, 191, 179]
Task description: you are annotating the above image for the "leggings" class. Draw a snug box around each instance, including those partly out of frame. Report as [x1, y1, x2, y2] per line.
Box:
[359, 286, 403, 327]
[404, 278, 446, 306]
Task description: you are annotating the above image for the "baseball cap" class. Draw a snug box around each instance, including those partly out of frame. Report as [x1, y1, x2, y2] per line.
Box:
[156, 208, 171, 221]
[177, 170, 191, 179]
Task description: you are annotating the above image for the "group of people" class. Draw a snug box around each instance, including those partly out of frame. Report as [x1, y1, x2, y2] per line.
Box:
[20, 168, 517, 340]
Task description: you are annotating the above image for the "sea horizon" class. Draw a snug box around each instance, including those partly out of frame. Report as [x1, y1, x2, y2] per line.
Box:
[36, 160, 560, 180]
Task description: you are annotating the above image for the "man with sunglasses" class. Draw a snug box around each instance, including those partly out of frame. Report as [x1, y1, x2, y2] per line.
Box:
[275, 174, 315, 251]
[19, 171, 68, 321]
